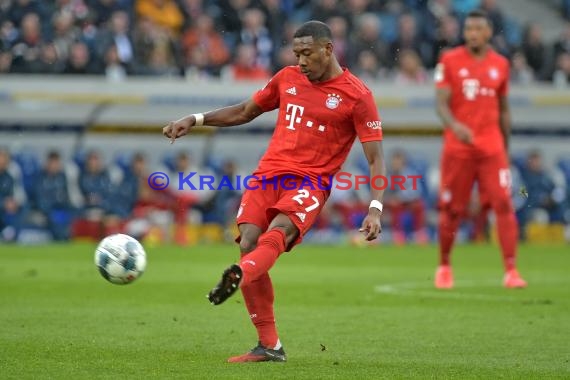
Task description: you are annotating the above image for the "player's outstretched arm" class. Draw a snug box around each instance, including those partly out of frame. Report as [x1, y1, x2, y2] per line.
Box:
[162, 99, 264, 144]
[359, 140, 386, 241]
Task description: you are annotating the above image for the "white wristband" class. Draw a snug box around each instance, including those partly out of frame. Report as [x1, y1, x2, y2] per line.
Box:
[192, 113, 204, 126]
[369, 200, 383, 212]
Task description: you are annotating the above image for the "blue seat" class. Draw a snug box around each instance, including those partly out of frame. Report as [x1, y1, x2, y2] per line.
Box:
[510, 153, 527, 174]
[557, 158, 570, 184]
[12, 151, 41, 202]
[73, 150, 89, 171]
[114, 151, 134, 174]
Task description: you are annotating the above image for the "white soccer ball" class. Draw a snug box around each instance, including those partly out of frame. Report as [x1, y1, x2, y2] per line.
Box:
[95, 234, 147, 285]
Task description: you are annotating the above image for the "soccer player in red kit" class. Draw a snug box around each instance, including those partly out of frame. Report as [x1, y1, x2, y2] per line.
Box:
[434, 10, 527, 289]
[163, 21, 385, 362]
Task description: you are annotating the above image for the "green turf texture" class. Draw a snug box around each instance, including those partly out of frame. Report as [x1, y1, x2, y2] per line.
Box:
[1, 242, 569, 379]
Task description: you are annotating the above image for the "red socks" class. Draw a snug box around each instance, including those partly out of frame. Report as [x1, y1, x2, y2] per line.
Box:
[496, 212, 518, 271]
[239, 229, 286, 287]
[239, 229, 287, 349]
[438, 208, 518, 272]
[438, 210, 461, 266]
[240, 273, 279, 349]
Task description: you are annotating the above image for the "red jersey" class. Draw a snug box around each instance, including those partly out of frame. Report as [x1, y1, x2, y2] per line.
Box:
[435, 46, 509, 158]
[252, 66, 383, 186]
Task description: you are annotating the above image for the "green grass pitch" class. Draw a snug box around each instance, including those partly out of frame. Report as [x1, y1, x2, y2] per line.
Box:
[1, 242, 569, 379]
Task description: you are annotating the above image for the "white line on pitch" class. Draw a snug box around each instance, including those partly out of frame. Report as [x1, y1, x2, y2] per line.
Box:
[374, 281, 520, 302]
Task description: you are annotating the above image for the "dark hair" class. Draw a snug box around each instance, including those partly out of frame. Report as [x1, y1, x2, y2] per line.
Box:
[47, 150, 60, 160]
[293, 21, 332, 42]
[466, 9, 492, 27]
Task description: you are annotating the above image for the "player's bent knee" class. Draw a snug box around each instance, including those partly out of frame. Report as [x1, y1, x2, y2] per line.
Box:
[268, 213, 299, 246]
[238, 224, 262, 254]
[239, 238, 258, 255]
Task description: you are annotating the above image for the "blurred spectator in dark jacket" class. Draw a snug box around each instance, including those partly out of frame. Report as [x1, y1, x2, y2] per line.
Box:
[132, 16, 180, 76]
[87, 0, 126, 27]
[63, 40, 101, 74]
[384, 150, 428, 245]
[433, 14, 461, 63]
[554, 22, 570, 57]
[202, 159, 241, 228]
[9, 12, 44, 73]
[51, 10, 80, 63]
[510, 49, 534, 85]
[217, 0, 252, 48]
[348, 13, 389, 71]
[390, 13, 432, 68]
[96, 10, 135, 73]
[26, 43, 64, 73]
[33, 151, 74, 241]
[327, 16, 349, 67]
[310, 0, 344, 22]
[113, 152, 147, 219]
[563, 0, 570, 20]
[0, 148, 22, 242]
[6, 0, 47, 28]
[79, 150, 112, 215]
[520, 151, 566, 227]
[522, 23, 547, 80]
[481, 0, 505, 37]
[1, 20, 19, 52]
[238, 7, 273, 70]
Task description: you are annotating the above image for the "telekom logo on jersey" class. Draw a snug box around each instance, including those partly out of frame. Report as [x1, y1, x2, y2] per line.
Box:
[284, 103, 381, 131]
[285, 103, 327, 132]
[462, 79, 497, 101]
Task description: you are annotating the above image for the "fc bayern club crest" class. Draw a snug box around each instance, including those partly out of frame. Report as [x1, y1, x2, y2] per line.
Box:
[325, 93, 342, 109]
[489, 67, 499, 79]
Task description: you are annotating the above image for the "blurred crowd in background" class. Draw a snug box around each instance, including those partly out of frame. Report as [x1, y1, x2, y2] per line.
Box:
[1, 0, 570, 85]
[1, 147, 569, 245]
[1, 0, 569, 245]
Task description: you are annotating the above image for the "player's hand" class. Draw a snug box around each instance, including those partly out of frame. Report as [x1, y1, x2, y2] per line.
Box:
[162, 116, 193, 144]
[451, 121, 473, 144]
[359, 208, 382, 241]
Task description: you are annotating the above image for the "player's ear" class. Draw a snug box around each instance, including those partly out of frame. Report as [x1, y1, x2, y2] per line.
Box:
[324, 41, 333, 57]
[485, 23, 493, 39]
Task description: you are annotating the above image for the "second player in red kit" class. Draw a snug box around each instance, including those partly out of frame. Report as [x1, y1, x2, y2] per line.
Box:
[163, 21, 385, 362]
[434, 10, 527, 289]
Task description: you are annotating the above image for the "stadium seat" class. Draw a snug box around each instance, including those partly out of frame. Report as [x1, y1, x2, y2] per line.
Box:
[510, 153, 527, 174]
[11, 150, 41, 203]
[114, 151, 134, 174]
[557, 158, 570, 183]
[7, 160, 27, 206]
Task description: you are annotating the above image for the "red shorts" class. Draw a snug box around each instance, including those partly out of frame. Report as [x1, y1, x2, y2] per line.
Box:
[439, 151, 514, 216]
[236, 175, 330, 250]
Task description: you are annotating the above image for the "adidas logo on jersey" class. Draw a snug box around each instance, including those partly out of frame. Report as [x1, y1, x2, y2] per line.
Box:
[295, 212, 306, 223]
[286, 87, 297, 95]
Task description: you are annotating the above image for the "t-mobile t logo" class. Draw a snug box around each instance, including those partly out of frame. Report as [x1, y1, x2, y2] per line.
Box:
[285, 103, 304, 130]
